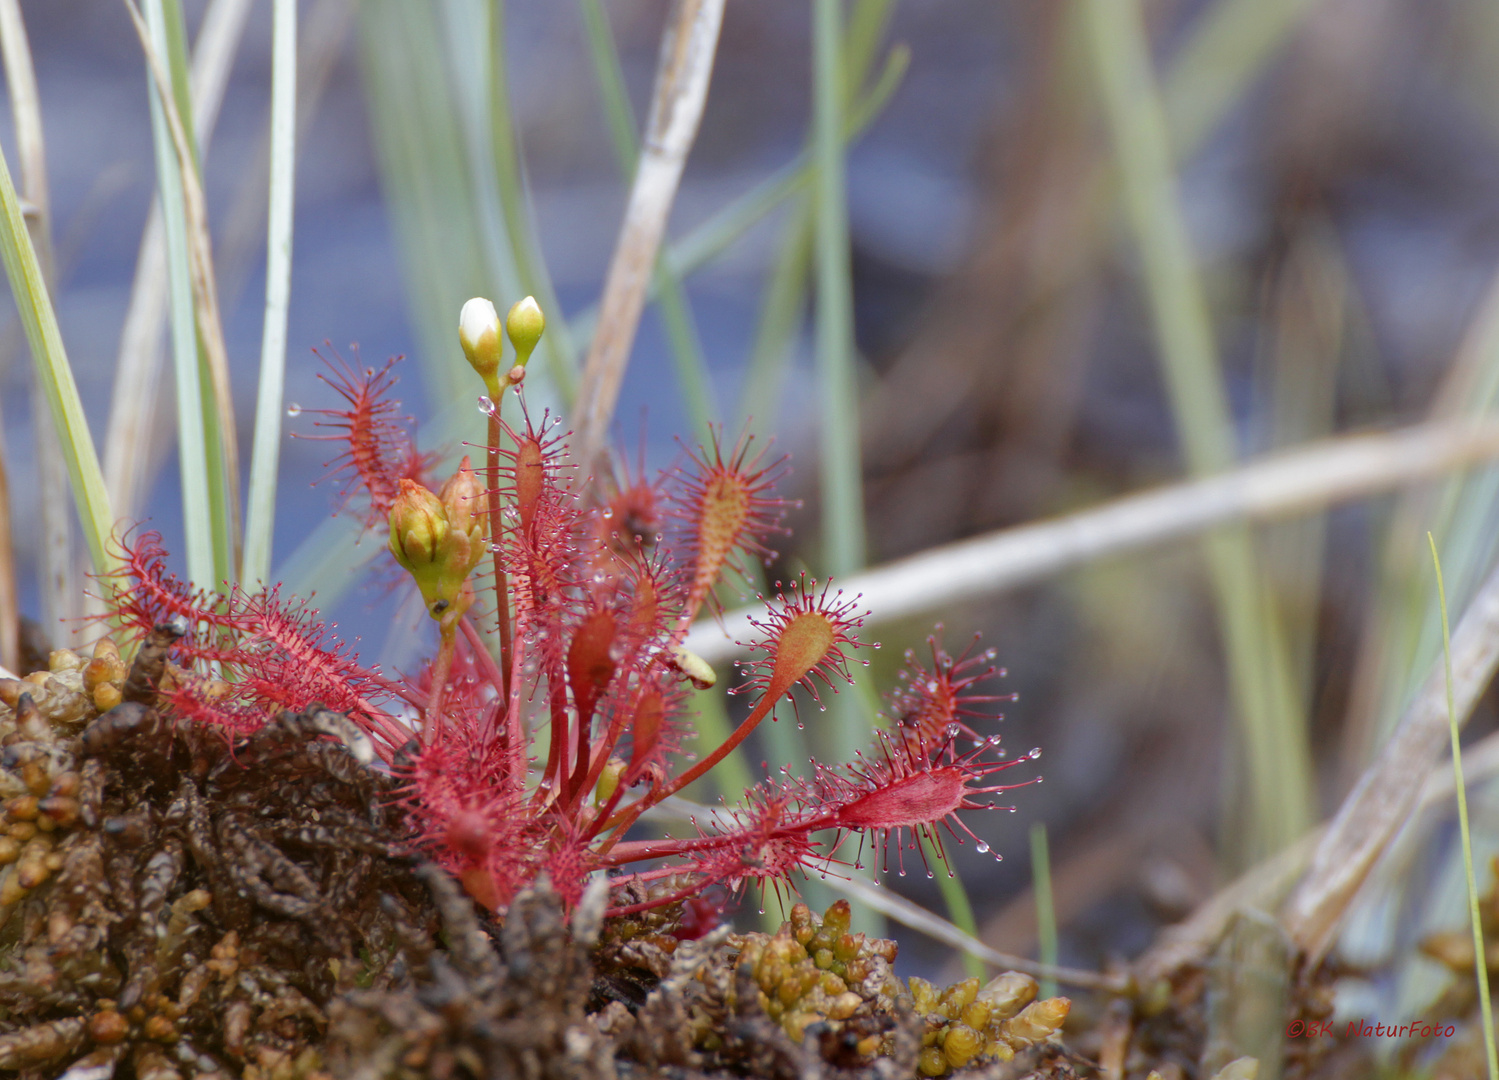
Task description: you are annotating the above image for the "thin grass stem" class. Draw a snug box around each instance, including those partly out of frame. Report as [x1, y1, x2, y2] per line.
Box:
[812, 0, 866, 581]
[566, 0, 719, 459]
[0, 0, 79, 644]
[135, 0, 227, 588]
[924, 832, 984, 980]
[576, 0, 715, 443]
[567, 43, 906, 353]
[104, 0, 253, 527]
[242, 0, 298, 587]
[0, 442, 13, 671]
[1429, 533, 1499, 1080]
[0, 143, 114, 576]
[1285, 549, 1499, 961]
[1029, 823, 1059, 999]
[1082, 0, 1310, 859]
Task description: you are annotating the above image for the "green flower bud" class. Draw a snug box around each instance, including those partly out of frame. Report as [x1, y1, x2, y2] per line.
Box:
[388, 479, 447, 573]
[459, 297, 504, 389]
[505, 296, 545, 369]
[436, 456, 488, 580]
[388, 469, 485, 627]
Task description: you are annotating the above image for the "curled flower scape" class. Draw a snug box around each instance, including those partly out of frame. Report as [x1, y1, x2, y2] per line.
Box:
[103, 315, 1038, 919]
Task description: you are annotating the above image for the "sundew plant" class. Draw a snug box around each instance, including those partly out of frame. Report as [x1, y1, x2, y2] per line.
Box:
[100, 293, 1036, 917]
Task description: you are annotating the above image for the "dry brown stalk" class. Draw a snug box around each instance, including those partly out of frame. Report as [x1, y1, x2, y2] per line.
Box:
[1136, 725, 1499, 984]
[1281, 555, 1499, 963]
[569, 0, 726, 470]
[103, 0, 252, 524]
[120, 0, 243, 564]
[688, 418, 1499, 664]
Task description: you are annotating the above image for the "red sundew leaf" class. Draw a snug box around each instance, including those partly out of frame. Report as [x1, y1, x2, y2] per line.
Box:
[567, 608, 617, 729]
[670, 428, 790, 622]
[624, 686, 667, 782]
[297, 349, 434, 525]
[103, 532, 405, 756]
[395, 720, 542, 910]
[889, 633, 1013, 755]
[812, 731, 1040, 875]
[604, 791, 827, 910]
[613, 671, 690, 789]
[106, 530, 244, 640]
[489, 404, 571, 538]
[541, 825, 598, 911]
[735, 575, 870, 708]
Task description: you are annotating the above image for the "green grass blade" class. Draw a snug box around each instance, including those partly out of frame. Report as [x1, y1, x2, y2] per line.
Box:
[141, 0, 217, 588]
[159, 0, 198, 165]
[1430, 533, 1499, 1080]
[576, 0, 637, 176]
[740, 199, 813, 438]
[810, 0, 883, 934]
[737, 46, 907, 440]
[1082, 0, 1312, 859]
[150, 0, 239, 585]
[1029, 823, 1059, 999]
[575, 0, 716, 441]
[741, 6, 906, 443]
[928, 832, 984, 980]
[242, 0, 298, 587]
[812, 0, 864, 580]
[0, 143, 114, 576]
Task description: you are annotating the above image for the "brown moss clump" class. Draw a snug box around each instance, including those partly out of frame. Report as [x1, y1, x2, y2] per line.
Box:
[0, 636, 1081, 1079]
[0, 640, 430, 1079]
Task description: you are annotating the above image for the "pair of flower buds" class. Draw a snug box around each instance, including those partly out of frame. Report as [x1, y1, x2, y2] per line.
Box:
[386, 296, 544, 628]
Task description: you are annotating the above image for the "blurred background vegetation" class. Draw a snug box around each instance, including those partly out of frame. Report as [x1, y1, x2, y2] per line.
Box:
[9, 0, 1499, 1062]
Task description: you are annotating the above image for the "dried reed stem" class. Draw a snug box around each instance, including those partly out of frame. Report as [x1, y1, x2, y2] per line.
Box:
[569, 0, 725, 470]
[688, 419, 1499, 663]
[1283, 553, 1499, 963]
[104, 0, 251, 524]
[122, 0, 243, 566]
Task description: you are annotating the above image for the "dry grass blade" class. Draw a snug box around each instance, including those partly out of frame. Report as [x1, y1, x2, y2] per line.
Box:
[1283, 555, 1499, 964]
[569, 0, 726, 469]
[688, 419, 1499, 662]
[103, 0, 252, 523]
[121, 0, 242, 565]
[1137, 723, 1499, 985]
